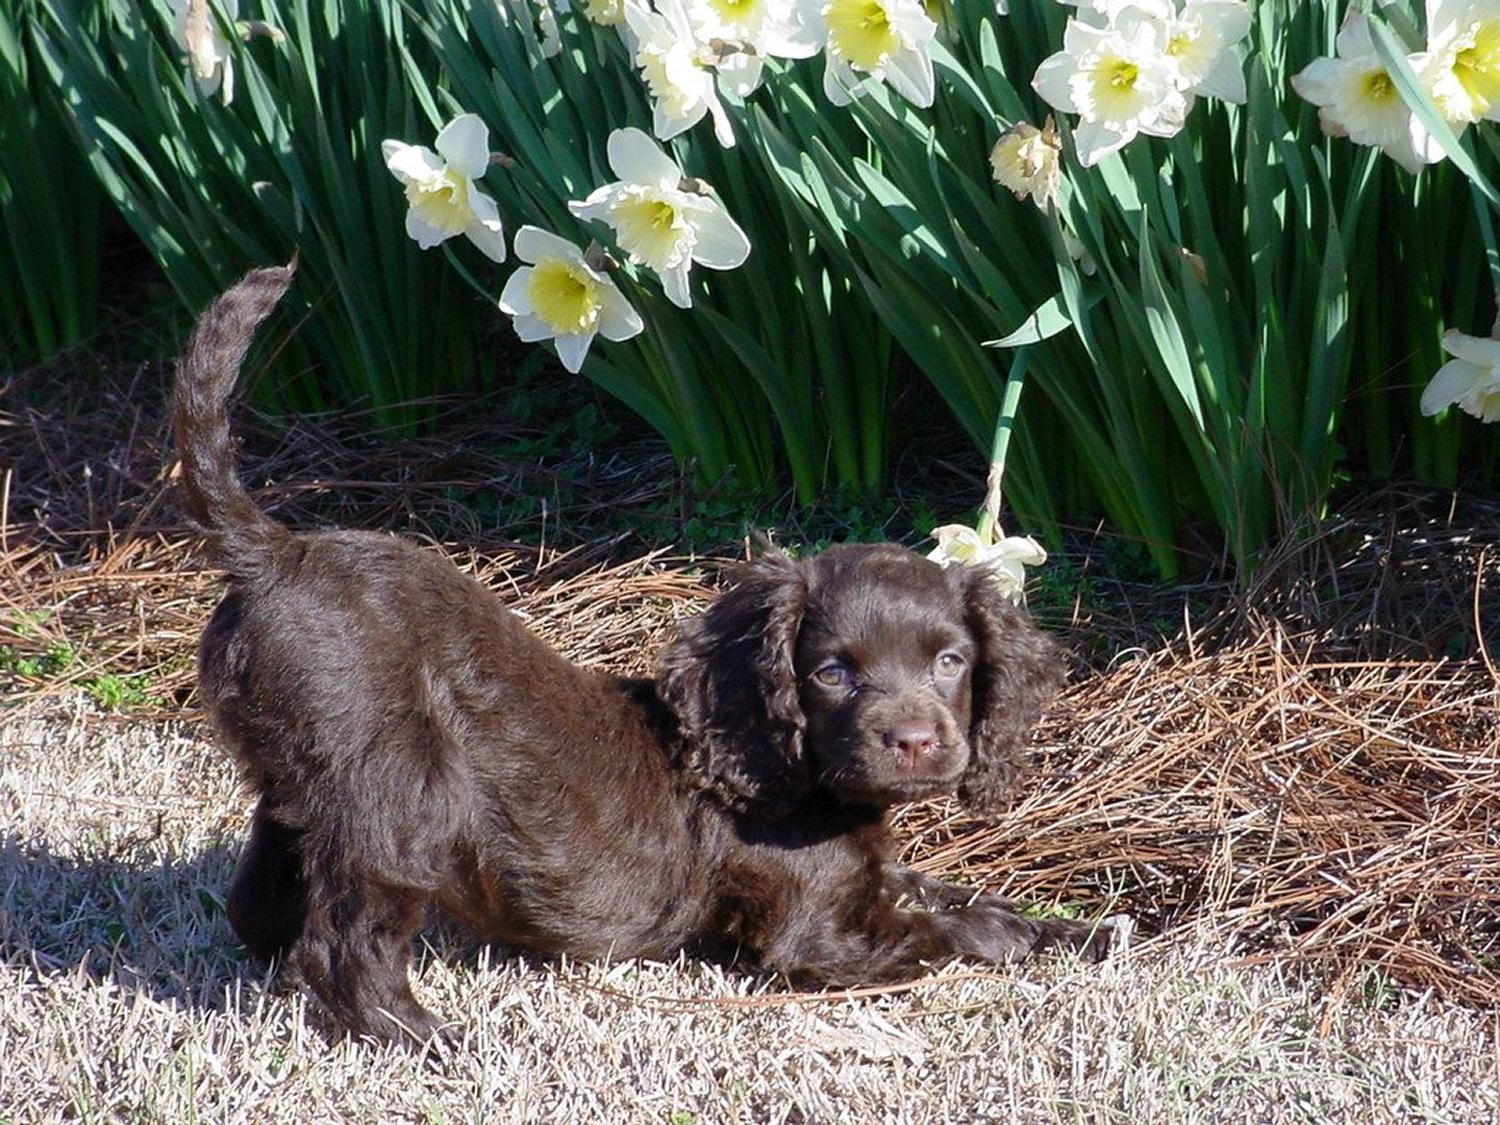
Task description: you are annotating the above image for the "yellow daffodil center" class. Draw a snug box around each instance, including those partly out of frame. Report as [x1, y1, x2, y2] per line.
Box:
[529, 258, 601, 335]
[406, 170, 471, 235]
[709, 0, 758, 26]
[1089, 55, 1147, 119]
[826, 0, 899, 71]
[611, 195, 687, 269]
[1362, 69, 1396, 103]
[1454, 21, 1500, 113]
[1106, 59, 1139, 89]
[1166, 32, 1191, 57]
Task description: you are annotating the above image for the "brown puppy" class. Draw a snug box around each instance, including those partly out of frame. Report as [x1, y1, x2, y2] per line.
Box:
[175, 264, 1112, 1046]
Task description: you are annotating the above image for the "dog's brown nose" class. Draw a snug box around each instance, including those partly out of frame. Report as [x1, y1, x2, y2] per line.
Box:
[883, 721, 937, 761]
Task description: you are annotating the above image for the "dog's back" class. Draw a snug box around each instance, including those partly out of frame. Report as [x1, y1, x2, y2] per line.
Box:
[173, 266, 711, 1045]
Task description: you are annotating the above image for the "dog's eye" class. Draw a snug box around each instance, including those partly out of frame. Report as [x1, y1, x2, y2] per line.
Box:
[934, 652, 966, 677]
[812, 663, 850, 688]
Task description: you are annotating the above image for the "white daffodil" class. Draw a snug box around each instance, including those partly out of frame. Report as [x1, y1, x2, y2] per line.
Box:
[1032, 14, 1186, 165]
[626, 0, 737, 147]
[381, 115, 507, 262]
[1155, 0, 1251, 103]
[585, 0, 626, 23]
[684, 0, 822, 96]
[1423, 0, 1500, 126]
[819, 0, 938, 108]
[1420, 329, 1500, 421]
[1290, 11, 1440, 174]
[170, 0, 237, 103]
[1057, 0, 1172, 25]
[568, 128, 750, 308]
[499, 227, 644, 373]
[927, 523, 1047, 602]
[990, 118, 1062, 210]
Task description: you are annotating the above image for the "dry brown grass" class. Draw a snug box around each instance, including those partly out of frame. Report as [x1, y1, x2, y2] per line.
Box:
[5, 373, 1500, 1119]
[3, 708, 1498, 1123]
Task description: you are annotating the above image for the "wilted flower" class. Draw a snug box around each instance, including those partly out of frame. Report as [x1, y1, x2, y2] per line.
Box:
[990, 118, 1062, 210]
[568, 128, 750, 308]
[927, 524, 1047, 601]
[819, 0, 939, 108]
[170, 0, 237, 103]
[1420, 329, 1500, 422]
[1423, 0, 1500, 125]
[381, 115, 507, 262]
[1032, 14, 1186, 165]
[499, 227, 645, 373]
[626, 0, 736, 147]
[1291, 11, 1439, 174]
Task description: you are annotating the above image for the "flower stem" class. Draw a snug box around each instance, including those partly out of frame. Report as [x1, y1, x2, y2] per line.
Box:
[977, 349, 1029, 546]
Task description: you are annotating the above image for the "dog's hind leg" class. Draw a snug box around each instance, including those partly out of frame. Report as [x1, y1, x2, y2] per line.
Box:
[226, 798, 308, 965]
[292, 868, 445, 1046]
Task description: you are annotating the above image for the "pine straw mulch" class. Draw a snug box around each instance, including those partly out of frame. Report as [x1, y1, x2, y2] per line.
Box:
[4, 368, 1500, 1011]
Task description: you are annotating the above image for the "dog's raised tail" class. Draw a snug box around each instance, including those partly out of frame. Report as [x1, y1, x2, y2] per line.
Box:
[172, 262, 295, 576]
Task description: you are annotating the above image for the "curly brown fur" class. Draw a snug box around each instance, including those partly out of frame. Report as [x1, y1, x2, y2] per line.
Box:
[177, 264, 1114, 1048]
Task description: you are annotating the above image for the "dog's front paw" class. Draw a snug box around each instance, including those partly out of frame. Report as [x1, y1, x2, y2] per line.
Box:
[1029, 913, 1122, 963]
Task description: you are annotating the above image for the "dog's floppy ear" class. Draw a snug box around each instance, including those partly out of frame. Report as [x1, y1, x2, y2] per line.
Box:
[956, 567, 1066, 813]
[658, 551, 810, 812]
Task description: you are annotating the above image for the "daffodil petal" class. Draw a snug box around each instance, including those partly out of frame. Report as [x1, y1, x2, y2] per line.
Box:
[761, 13, 822, 59]
[513, 225, 584, 266]
[1443, 329, 1500, 367]
[652, 95, 702, 141]
[383, 141, 443, 184]
[1137, 91, 1188, 136]
[597, 283, 645, 340]
[1032, 52, 1078, 112]
[883, 47, 935, 108]
[687, 204, 750, 269]
[607, 127, 681, 189]
[406, 209, 453, 249]
[823, 57, 858, 105]
[1062, 17, 1115, 56]
[499, 269, 534, 316]
[1290, 57, 1342, 106]
[1073, 119, 1132, 166]
[1195, 52, 1246, 102]
[1383, 129, 1426, 174]
[716, 53, 765, 98]
[1421, 358, 1485, 415]
[708, 96, 736, 147]
[195, 65, 224, 100]
[435, 113, 491, 180]
[660, 262, 693, 308]
[995, 535, 1047, 566]
[568, 184, 620, 222]
[1335, 9, 1375, 58]
[554, 331, 597, 373]
[514, 313, 558, 343]
[464, 217, 507, 263]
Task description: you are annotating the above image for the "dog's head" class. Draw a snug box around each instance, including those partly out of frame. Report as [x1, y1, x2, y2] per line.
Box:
[657, 543, 1063, 814]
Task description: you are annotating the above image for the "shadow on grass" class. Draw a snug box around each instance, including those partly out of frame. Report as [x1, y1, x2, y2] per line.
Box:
[0, 831, 595, 1030]
[0, 833, 261, 1012]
